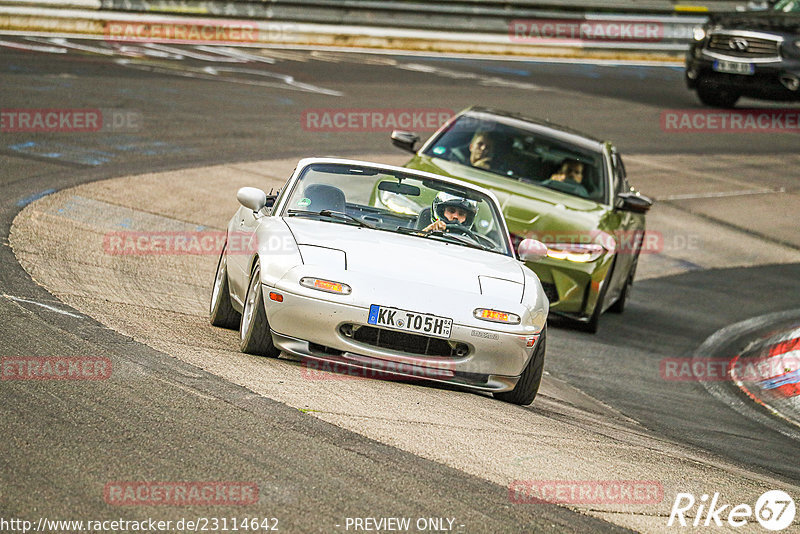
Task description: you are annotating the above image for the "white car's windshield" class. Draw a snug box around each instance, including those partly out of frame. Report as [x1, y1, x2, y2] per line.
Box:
[281, 163, 512, 256]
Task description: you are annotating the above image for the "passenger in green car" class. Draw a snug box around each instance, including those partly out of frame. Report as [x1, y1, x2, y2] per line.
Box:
[541, 159, 589, 198]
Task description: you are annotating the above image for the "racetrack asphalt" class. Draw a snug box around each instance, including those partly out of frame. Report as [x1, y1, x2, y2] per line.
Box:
[2, 37, 799, 532]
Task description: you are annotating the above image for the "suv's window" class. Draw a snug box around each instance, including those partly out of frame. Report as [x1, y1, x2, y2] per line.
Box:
[774, 0, 800, 12]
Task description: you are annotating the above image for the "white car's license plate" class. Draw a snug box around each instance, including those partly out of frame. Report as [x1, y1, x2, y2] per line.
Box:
[713, 60, 754, 75]
[368, 305, 452, 339]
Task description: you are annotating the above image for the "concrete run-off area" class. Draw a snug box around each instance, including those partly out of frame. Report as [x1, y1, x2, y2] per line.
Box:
[10, 152, 800, 533]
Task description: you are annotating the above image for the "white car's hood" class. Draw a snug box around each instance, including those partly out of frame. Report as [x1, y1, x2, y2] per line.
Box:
[285, 218, 523, 297]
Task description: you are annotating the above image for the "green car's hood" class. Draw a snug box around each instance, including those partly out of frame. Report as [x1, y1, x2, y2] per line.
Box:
[405, 155, 613, 237]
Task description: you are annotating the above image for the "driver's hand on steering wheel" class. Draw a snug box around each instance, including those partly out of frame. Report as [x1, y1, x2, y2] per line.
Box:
[422, 219, 447, 233]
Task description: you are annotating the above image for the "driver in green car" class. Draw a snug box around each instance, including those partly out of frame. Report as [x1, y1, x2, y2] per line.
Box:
[469, 131, 496, 170]
[421, 192, 478, 233]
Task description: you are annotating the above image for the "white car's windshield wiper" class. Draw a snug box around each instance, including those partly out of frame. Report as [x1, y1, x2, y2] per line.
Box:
[395, 225, 491, 252]
[286, 209, 375, 229]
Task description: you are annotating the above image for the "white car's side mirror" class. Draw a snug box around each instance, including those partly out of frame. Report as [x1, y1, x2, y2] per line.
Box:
[518, 239, 548, 261]
[237, 187, 267, 212]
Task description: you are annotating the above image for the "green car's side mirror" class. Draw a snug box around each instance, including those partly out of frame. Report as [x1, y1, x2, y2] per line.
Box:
[391, 130, 420, 153]
[616, 192, 653, 214]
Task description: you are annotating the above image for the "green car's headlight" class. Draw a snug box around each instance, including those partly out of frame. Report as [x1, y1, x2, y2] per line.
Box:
[692, 27, 706, 41]
[543, 242, 605, 263]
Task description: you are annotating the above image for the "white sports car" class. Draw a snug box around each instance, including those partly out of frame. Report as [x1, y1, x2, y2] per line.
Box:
[210, 158, 549, 404]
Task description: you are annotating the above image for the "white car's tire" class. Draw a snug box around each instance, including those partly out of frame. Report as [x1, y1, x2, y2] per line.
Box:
[494, 327, 546, 406]
[210, 245, 240, 328]
[239, 263, 280, 357]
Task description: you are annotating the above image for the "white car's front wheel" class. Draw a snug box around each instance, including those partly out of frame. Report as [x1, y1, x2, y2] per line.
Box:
[239, 263, 280, 357]
[493, 327, 546, 406]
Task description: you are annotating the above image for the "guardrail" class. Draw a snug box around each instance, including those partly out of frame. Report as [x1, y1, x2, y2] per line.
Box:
[96, 0, 749, 18]
[0, 0, 754, 55]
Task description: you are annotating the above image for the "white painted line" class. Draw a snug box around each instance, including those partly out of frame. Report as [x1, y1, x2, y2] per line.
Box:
[624, 155, 768, 189]
[4, 294, 84, 318]
[7, 0, 100, 8]
[194, 45, 276, 64]
[662, 188, 786, 201]
[143, 43, 246, 63]
[149, 375, 217, 400]
[113, 59, 343, 96]
[27, 36, 115, 55]
[0, 38, 66, 53]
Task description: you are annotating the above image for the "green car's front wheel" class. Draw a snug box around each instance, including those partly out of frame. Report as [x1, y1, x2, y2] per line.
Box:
[579, 255, 619, 333]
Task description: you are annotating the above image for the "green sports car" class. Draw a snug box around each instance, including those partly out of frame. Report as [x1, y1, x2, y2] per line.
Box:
[388, 107, 652, 333]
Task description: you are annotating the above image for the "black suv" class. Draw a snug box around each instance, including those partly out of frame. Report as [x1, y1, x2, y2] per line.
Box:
[685, 0, 800, 107]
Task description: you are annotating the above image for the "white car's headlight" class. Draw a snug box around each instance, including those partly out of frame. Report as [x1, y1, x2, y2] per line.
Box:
[300, 277, 352, 295]
[474, 308, 521, 325]
[543, 242, 605, 263]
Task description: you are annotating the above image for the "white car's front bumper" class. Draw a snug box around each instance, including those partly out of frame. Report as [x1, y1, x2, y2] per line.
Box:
[264, 287, 542, 392]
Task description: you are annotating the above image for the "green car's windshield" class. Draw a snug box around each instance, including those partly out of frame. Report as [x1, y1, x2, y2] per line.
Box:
[422, 116, 607, 203]
[281, 163, 513, 256]
[774, 0, 800, 12]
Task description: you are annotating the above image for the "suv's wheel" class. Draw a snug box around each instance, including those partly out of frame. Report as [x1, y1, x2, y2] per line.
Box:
[209, 244, 240, 328]
[493, 327, 546, 406]
[240, 263, 280, 357]
[696, 79, 740, 108]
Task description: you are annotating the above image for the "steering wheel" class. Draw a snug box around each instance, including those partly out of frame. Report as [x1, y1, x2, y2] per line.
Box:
[445, 222, 496, 248]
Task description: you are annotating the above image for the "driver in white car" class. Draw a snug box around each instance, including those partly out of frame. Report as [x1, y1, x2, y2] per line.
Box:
[422, 192, 479, 233]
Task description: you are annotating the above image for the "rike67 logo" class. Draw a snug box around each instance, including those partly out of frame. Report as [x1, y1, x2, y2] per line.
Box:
[668, 490, 796, 530]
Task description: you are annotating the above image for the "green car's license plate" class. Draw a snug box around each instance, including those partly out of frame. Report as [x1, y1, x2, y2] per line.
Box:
[368, 305, 452, 339]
